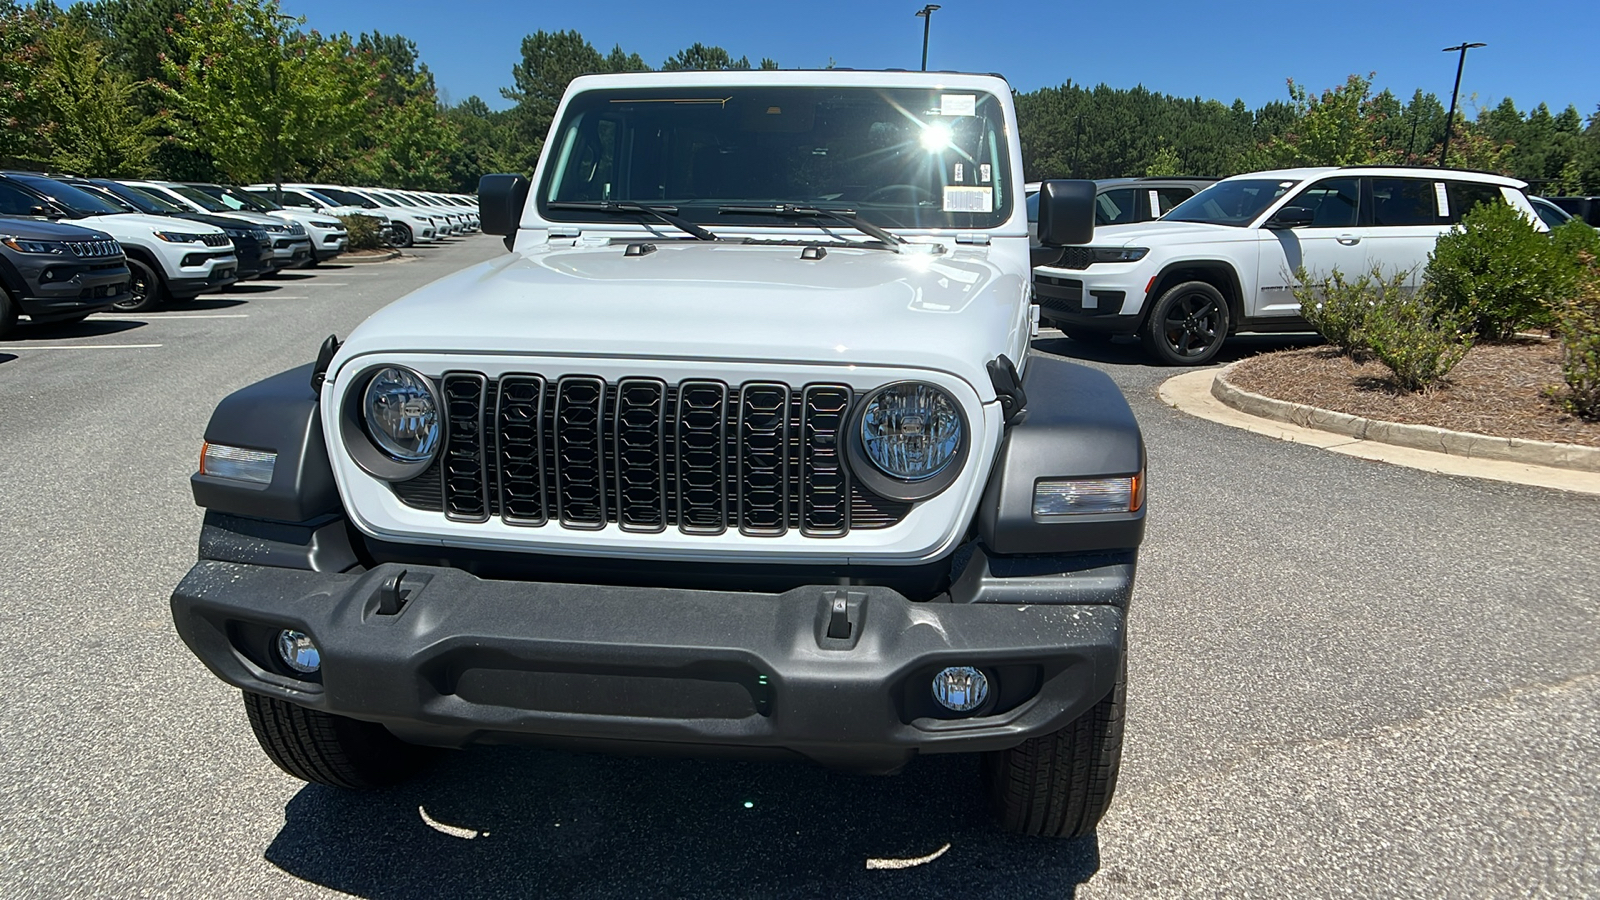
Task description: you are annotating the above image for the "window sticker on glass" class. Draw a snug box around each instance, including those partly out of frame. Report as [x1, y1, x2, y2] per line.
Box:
[954, 163, 965, 184]
[1434, 182, 1450, 218]
[944, 186, 992, 212]
[979, 164, 991, 184]
[939, 94, 976, 117]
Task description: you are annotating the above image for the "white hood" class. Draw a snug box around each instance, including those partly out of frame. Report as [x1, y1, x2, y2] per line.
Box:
[78, 212, 224, 236]
[1093, 220, 1259, 246]
[334, 239, 1024, 395]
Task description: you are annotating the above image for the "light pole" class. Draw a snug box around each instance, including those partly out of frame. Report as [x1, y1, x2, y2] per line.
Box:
[1438, 41, 1486, 168]
[915, 5, 940, 72]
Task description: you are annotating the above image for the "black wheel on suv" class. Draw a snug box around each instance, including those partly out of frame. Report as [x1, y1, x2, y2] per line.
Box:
[390, 222, 414, 248]
[1140, 280, 1230, 366]
[984, 646, 1125, 838]
[114, 259, 165, 312]
[0, 285, 17, 338]
[242, 691, 437, 789]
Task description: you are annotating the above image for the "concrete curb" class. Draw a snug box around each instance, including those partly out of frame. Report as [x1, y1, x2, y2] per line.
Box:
[1211, 362, 1600, 474]
[336, 249, 402, 264]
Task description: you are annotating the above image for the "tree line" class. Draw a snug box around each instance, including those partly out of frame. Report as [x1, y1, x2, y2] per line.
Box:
[3, 2, 1598, 196]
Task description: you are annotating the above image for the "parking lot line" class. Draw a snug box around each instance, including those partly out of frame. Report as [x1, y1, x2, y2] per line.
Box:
[0, 343, 162, 351]
[95, 314, 249, 320]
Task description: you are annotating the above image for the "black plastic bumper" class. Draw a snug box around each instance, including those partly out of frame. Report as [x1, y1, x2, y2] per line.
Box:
[14, 263, 129, 320]
[171, 560, 1124, 771]
[170, 266, 238, 297]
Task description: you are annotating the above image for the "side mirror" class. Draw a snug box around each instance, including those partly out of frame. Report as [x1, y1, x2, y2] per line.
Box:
[1036, 179, 1096, 247]
[28, 204, 53, 218]
[478, 174, 530, 245]
[1267, 206, 1314, 229]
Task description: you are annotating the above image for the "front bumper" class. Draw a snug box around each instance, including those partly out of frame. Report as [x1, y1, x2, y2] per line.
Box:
[14, 261, 130, 320]
[272, 237, 314, 266]
[1034, 271, 1142, 334]
[171, 560, 1124, 771]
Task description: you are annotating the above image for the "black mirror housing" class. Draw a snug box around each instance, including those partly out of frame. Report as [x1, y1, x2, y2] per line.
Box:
[1267, 206, 1314, 229]
[478, 174, 530, 240]
[1036, 180, 1096, 246]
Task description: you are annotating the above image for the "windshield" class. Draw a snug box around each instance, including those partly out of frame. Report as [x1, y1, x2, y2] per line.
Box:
[538, 85, 1012, 231]
[200, 184, 278, 212]
[372, 191, 412, 207]
[1161, 179, 1298, 226]
[93, 182, 180, 215]
[312, 187, 372, 208]
[164, 184, 231, 213]
[13, 174, 127, 216]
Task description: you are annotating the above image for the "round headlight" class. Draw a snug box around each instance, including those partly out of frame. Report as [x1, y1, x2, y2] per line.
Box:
[362, 366, 440, 462]
[859, 382, 964, 481]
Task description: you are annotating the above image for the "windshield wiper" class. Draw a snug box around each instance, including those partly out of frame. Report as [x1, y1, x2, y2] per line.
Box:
[717, 204, 906, 251]
[547, 200, 719, 242]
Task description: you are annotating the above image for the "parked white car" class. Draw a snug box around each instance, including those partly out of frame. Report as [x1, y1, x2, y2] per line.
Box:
[299, 185, 438, 247]
[1033, 166, 1543, 364]
[185, 183, 348, 264]
[0, 171, 237, 311]
[363, 188, 458, 236]
[123, 180, 316, 269]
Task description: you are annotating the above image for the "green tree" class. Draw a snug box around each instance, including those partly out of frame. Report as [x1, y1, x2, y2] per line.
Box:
[35, 20, 157, 175]
[604, 43, 648, 73]
[1261, 73, 1401, 167]
[662, 43, 754, 71]
[501, 29, 604, 168]
[445, 94, 514, 191]
[1144, 142, 1181, 177]
[160, 0, 377, 185]
[0, 1, 49, 165]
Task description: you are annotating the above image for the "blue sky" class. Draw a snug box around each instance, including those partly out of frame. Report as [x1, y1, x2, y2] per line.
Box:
[281, 0, 1599, 118]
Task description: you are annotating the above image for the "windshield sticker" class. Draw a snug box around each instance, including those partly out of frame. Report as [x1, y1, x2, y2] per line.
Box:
[954, 163, 965, 184]
[944, 186, 992, 213]
[1434, 182, 1450, 218]
[939, 94, 977, 117]
[980, 164, 992, 184]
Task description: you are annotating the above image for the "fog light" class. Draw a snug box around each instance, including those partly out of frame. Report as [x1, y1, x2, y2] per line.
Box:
[1033, 475, 1142, 518]
[200, 441, 277, 485]
[276, 630, 320, 673]
[932, 666, 989, 712]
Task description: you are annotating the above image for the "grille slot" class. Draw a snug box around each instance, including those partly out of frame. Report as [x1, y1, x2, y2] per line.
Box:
[1054, 246, 1094, 270]
[555, 376, 606, 529]
[387, 375, 913, 536]
[441, 373, 489, 522]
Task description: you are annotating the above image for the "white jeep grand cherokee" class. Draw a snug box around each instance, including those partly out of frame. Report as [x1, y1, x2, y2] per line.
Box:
[173, 70, 1146, 839]
[1033, 166, 1544, 365]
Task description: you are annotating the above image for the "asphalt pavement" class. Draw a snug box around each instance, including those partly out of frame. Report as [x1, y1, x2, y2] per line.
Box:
[1, 237, 1596, 899]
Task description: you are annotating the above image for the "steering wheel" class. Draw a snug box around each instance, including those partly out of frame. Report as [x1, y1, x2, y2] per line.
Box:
[863, 184, 936, 204]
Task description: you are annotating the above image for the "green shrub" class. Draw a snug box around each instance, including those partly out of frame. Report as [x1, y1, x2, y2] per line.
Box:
[1363, 289, 1474, 391]
[339, 213, 385, 251]
[1294, 266, 1409, 356]
[1424, 200, 1564, 340]
[1552, 254, 1600, 420]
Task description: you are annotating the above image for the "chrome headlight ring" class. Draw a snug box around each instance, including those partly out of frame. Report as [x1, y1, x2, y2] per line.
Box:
[338, 364, 441, 482]
[845, 381, 969, 503]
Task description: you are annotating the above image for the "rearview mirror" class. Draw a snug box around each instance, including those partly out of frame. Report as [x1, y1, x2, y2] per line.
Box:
[1036, 180, 1096, 247]
[478, 173, 530, 249]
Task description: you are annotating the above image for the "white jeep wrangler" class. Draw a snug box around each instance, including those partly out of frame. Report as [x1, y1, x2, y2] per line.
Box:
[172, 70, 1144, 838]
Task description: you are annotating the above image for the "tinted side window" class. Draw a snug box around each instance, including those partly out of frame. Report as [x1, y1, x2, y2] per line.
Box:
[1153, 187, 1192, 217]
[1095, 188, 1137, 226]
[1371, 178, 1441, 226]
[1444, 182, 1505, 224]
[1288, 177, 1359, 227]
[0, 183, 44, 216]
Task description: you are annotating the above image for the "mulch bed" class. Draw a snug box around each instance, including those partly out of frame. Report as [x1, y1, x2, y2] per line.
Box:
[1226, 340, 1600, 449]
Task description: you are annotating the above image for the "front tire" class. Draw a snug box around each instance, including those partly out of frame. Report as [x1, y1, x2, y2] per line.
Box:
[984, 650, 1126, 838]
[0, 285, 17, 338]
[114, 259, 166, 312]
[243, 691, 436, 789]
[390, 222, 413, 248]
[1139, 280, 1231, 366]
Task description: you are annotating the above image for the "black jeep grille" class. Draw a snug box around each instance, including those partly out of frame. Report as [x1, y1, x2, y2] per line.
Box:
[199, 233, 232, 247]
[64, 239, 121, 258]
[389, 374, 912, 536]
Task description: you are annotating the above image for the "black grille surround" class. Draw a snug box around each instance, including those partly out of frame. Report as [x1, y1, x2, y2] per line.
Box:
[389, 374, 913, 537]
[1051, 246, 1094, 270]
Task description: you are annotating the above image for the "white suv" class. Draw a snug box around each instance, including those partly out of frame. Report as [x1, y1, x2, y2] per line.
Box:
[1033, 166, 1544, 364]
